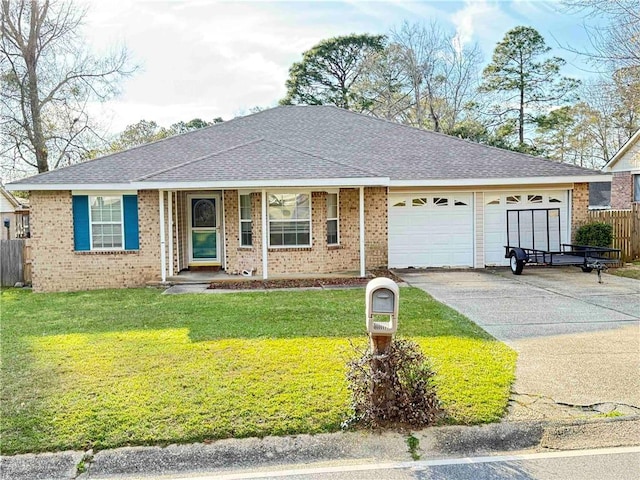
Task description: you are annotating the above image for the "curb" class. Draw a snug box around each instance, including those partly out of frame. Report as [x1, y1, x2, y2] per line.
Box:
[2, 417, 638, 480]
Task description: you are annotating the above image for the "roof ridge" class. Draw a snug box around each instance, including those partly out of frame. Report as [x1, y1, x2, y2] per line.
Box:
[262, 137, 384, 177]
[134, 138, 265, 181]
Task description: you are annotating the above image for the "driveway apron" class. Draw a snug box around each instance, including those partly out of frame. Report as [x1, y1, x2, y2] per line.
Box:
[395, 268, 640, 419]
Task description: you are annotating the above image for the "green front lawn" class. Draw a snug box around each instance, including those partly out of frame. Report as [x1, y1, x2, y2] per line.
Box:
[1, 287, 516, 454]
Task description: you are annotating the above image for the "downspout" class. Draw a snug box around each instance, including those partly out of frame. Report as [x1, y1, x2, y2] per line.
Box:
[168, 191, 174, 277]
[568, 188, 573, 243]
[359, 186, 366, 277]
[175, 193, 181, 271]
[221, 190, 226, 271]
[261, 189, 268, 279]
[159, 190, 166, 282]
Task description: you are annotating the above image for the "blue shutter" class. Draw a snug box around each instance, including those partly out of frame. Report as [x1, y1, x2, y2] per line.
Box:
[123, 195, 139, 250]
[72, 196, 90, 251]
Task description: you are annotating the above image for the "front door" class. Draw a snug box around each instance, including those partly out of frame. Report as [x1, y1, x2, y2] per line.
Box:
[188, 195, 220, 264]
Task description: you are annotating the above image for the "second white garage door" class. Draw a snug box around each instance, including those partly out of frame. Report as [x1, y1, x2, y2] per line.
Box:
[483, 190, 570, 266]
[388, 192, 474, 268]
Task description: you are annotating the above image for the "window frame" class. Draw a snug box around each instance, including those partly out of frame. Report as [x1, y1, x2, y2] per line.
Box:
[634, 174, 640, 203]
[238, 193, 253, 247]
[326, 192, 339, 246]
[267, 192, 312, 248]
[88, 195, 125, 251]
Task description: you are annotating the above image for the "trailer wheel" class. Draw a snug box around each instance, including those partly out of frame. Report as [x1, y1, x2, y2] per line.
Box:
[510, 253, 524, 275]
[581, 266, 593, 273]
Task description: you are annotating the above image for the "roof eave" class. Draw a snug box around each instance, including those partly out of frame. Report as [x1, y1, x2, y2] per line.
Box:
[603, 129, 640, 171]
[6, 177, 390, 191]
[390, 175, 611, 187]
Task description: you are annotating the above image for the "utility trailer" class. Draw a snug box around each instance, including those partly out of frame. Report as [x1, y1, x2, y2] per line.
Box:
[503, 208, 620, 283]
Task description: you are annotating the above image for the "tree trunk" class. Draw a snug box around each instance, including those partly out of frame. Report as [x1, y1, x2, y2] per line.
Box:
[428, 102, 440, 132]
[26, 1, 48, 173]
[519, 53, 525, 145]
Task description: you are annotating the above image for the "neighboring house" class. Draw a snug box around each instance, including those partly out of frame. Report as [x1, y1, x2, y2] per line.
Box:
[602, 129, 640, 209]
[0, 184, 29, 240]
[7, 106, 607, 292]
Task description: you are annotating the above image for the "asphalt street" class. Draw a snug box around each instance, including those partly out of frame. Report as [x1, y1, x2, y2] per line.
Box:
[148, 447, 640, 480]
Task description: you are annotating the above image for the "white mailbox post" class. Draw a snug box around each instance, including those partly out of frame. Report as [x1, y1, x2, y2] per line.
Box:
[365, 278, 399, 353]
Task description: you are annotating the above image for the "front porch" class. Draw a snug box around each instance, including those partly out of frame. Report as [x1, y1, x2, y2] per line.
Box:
[156, 187, 387, 284]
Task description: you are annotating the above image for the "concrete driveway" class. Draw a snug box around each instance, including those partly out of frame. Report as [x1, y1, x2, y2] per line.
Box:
[395, 267, 640, 420]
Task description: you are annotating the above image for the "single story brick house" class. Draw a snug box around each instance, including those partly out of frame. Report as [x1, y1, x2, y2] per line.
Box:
[8, 106, 608, 292]
[602, 129, 640, 209]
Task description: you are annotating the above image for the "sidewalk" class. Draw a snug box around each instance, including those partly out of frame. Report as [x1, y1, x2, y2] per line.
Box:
[2, 417, 639, 480]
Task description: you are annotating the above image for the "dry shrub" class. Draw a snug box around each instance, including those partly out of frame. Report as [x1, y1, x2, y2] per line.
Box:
[344, 338, 443, 429]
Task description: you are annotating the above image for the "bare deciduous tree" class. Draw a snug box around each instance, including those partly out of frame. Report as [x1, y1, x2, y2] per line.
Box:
[389, 21, 482, 133]
[1, 0, 134, 177]
[355, 43, 412, 122]
[562, 0, 640, 71]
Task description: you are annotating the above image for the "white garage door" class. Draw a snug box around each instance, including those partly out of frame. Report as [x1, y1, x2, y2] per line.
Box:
[388, 192, 474, 268]
[484, 191, 570, 266]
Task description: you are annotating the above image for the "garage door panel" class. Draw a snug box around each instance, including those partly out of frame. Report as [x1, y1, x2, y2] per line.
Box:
[484, 191, 569, 266]
[389, 193, 473, 268]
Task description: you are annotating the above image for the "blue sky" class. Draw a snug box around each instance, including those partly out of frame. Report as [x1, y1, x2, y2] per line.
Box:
[83, 0, 601, 133]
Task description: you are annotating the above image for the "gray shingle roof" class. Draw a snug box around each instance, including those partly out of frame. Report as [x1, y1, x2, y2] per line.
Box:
[11, 105, 605, 187]
[141, 138, 376, 182]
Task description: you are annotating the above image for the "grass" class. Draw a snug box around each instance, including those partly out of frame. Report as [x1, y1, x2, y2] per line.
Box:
[1, 287, 516, 454]
[609, 261, 640, 280]
[406, 434, 421, 460]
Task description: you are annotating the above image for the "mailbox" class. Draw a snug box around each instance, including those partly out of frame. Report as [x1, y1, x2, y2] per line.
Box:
[365, 277, 399, 336]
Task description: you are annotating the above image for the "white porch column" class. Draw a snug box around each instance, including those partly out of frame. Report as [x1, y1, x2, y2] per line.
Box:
[359, 186, 366, 278]
[261, 189, 268, 279]
[168, 191, 174, 277]
[159, 190, 167, 282]
[567, 189, 573, 242]
[174, 193, 181, 272]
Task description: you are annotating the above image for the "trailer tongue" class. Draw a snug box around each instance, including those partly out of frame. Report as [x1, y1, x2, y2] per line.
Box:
[503, 208, 620, 283]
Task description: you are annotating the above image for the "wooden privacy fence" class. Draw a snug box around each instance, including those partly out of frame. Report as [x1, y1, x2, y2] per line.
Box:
[0, 239, 31, 287]
[586, 204, 640, 262]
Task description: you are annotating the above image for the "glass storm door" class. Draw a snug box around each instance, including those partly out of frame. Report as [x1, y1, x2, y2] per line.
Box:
[189, 197, 219, 263]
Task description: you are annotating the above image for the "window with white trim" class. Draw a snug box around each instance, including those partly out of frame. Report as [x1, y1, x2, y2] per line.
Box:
[326, 193, 339, 245]
[239, 194, 252, 246]
[634, 175, 640, 202]
[90, 196, 123, 249]
[268, 193, 311, 247]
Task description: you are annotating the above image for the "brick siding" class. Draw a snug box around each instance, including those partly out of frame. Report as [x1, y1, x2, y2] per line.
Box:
[571, 182, 590, 240]
[32, 183, 600, 290]
[30, 190, 160, 292]
[611, 172, 633, 209]
[224, 187, 387, 276]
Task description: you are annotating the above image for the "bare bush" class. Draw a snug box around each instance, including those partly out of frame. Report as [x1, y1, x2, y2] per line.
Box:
[345, 338, 443, 429]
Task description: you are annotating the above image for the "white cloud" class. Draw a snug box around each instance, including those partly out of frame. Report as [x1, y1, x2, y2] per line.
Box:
[74, 0, 593, 134]
[450, 0, 515, 49]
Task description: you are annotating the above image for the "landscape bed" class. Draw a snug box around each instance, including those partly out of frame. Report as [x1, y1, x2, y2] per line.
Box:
[1, 287, 516, 454]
